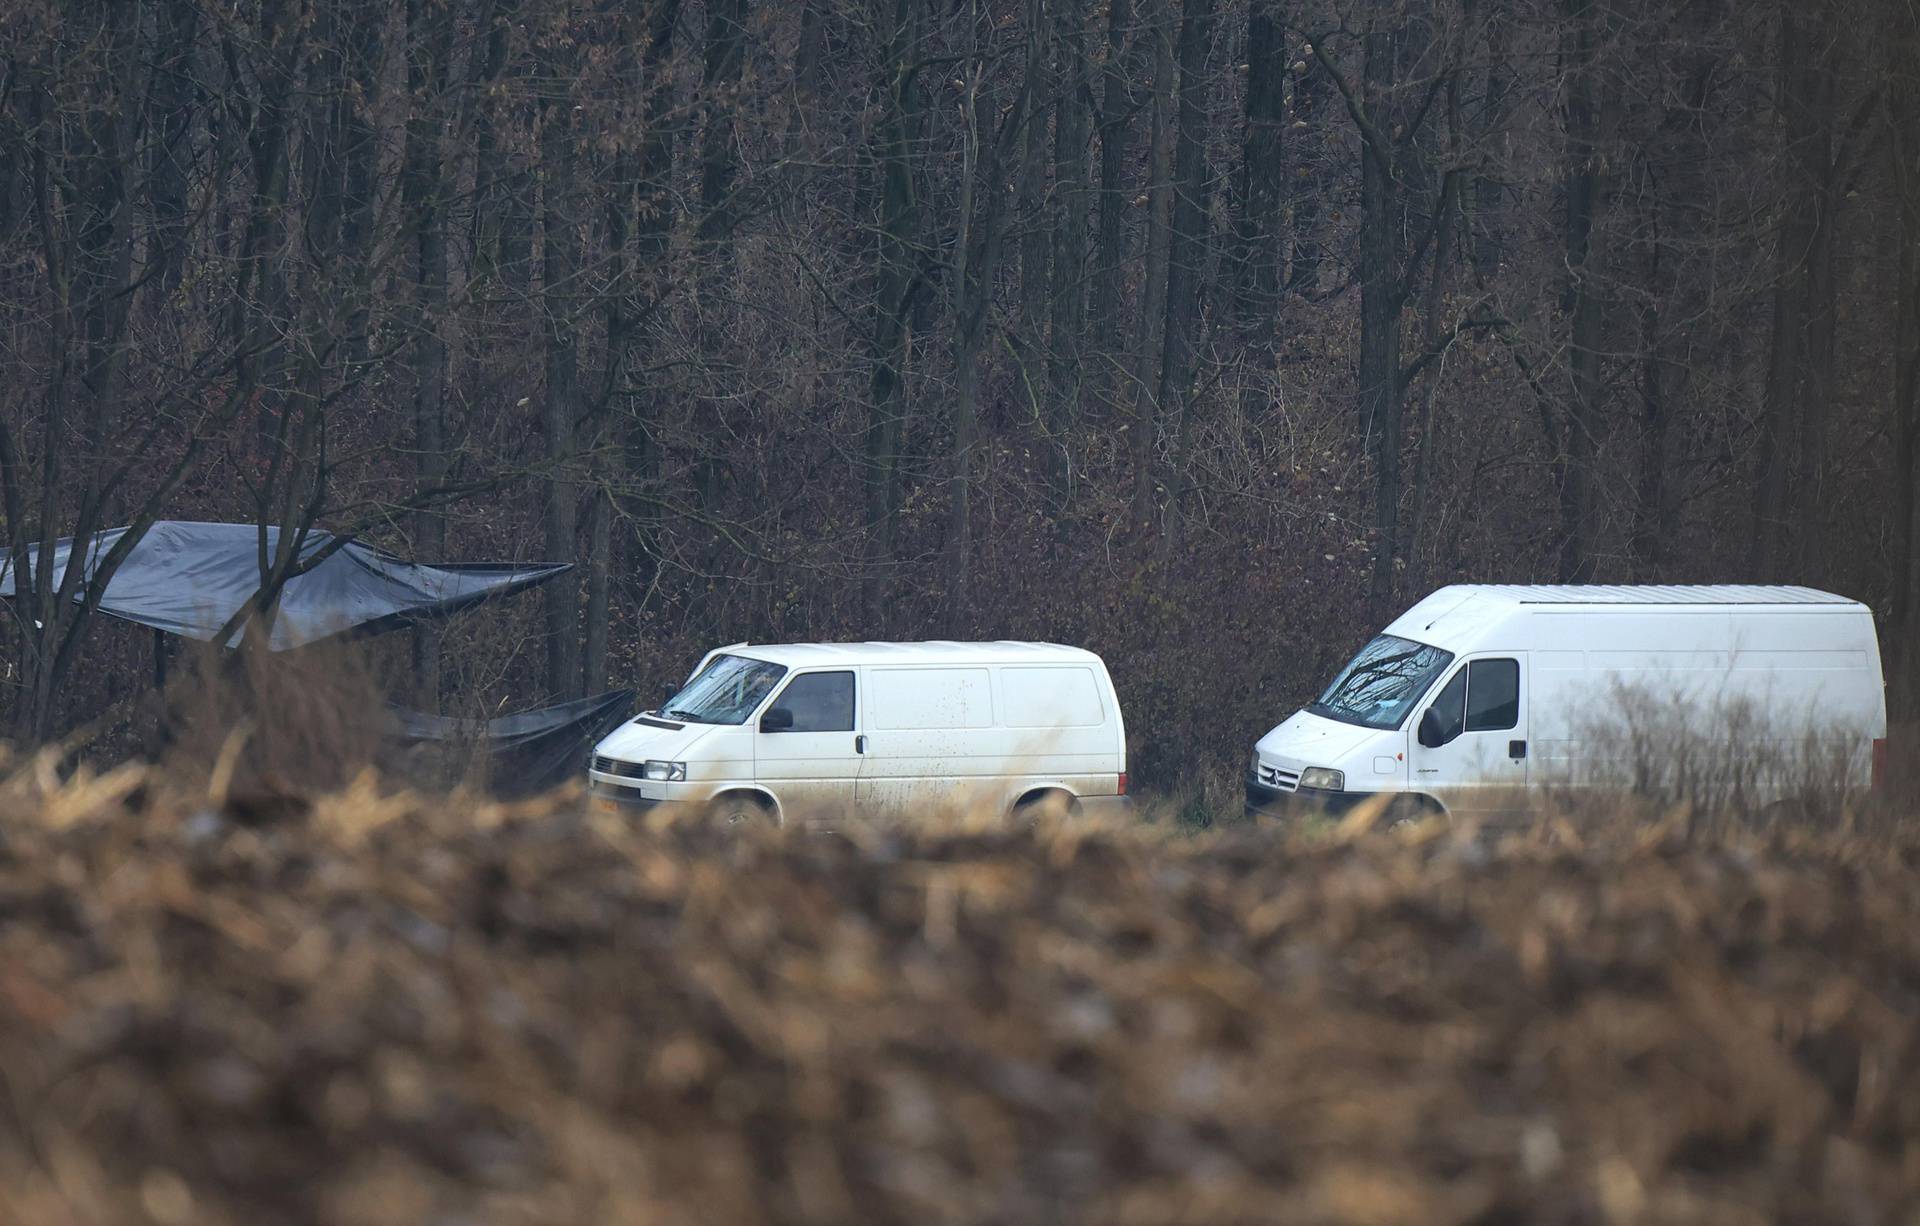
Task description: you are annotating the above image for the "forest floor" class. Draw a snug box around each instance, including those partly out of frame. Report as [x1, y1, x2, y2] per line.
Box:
[0, 761, 1917, 1225]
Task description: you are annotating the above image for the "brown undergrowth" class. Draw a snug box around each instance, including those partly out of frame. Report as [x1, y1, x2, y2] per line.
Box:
[0, 758, 1918, 1225]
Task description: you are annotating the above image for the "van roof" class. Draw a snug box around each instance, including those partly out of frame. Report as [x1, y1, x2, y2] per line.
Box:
[1385, 584, 1868, 652]
[1437, 584, 1860, 607]
[717, 640, 1105, 668]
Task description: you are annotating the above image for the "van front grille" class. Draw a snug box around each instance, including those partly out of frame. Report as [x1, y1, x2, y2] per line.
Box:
[593, 755, 646, 779]
[1259, 763, 1300, 792]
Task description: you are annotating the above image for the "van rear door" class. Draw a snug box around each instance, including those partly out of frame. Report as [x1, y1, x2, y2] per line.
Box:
[1409, 654, 1529, 815]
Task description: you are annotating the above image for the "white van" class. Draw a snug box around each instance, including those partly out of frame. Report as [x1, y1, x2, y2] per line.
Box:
[588, 641, 1130, 824]
[1250, 585, 1888, 819]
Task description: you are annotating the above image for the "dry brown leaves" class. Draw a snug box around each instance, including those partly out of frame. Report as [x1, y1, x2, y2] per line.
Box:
[0, 768, 1918, 1225]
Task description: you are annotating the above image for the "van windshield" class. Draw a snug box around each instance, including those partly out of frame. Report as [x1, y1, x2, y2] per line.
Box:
[1308, 634, 1455, 731]
[661, 654, 787, 724]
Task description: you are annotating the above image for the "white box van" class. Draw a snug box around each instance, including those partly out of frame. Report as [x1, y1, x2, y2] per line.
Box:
[589, 641, 1130, 824]
[1249, 585, 1888, 820]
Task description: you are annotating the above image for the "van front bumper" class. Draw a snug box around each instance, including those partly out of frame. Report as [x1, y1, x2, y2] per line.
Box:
[586, 777, 662, 813]
[1244, 772, 1374, 820]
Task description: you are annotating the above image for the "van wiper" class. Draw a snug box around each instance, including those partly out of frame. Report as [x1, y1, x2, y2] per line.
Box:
[662, 708, 701, 723]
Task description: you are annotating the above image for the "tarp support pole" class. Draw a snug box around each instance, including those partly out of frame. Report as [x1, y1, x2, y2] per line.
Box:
[153, 627, 168, 692]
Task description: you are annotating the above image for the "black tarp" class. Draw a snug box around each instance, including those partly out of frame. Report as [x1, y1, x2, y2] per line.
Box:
[1, 521, 571, 651]
[384, 690, 635, 797]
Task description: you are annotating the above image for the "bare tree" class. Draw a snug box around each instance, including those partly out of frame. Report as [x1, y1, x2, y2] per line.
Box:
[541, 33, 583, 702]
[405, 0, 455, 704]
[946, 3, 1030, 602]
[864, 0, 929, 622]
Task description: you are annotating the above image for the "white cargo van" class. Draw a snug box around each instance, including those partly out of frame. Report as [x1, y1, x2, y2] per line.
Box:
[589, 641, 1130, 824]
[1249, 585, 1888, 819]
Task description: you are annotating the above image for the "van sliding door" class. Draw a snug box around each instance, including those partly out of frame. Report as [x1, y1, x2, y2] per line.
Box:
[854, 666, 997, 816]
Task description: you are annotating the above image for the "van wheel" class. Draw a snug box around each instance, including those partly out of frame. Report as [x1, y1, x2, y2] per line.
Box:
[709, 793, 776, 829]
[1384, 795, 1439, 831]
[1012, 790, 1077, 825]
[1758, 796, 1814, 828]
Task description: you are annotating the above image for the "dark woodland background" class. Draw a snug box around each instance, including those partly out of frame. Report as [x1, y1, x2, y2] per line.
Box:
[2, 0, 1916, 792]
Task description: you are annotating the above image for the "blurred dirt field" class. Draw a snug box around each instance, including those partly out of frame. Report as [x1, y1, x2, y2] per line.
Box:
[1, 765, 1918, 1225]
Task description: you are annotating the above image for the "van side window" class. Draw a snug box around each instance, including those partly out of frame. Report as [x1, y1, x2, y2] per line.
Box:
[1425, 668, 1467, 745]
[769, 671, 854, 733]
[1465, 659, 1519, 731]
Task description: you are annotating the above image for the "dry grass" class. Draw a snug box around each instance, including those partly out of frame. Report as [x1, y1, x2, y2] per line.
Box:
[151, 640, 391, 801]
[0, 756, 1918, 1225]
[1535, 682, 1887, 823]
[137, 639, 531, 808]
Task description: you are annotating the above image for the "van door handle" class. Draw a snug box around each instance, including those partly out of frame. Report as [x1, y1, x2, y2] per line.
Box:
[1509, 740, 1527, 760]
[855, 735, 866, 754]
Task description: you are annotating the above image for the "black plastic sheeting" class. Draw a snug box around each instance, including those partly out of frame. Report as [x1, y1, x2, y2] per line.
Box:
[1, 521, 571, 651]
[385, 690, 635, 798]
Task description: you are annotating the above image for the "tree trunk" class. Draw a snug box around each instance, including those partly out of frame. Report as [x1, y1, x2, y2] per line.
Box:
[1088, 0, 1138, 414]
[947, 15, 1023, 606]
[787, 0, 833, 160]
[1158, 0, 1215, 545]
[1894, 77, 1920, 717]
[1753, 0, 1835, 580]
[234, 0, 302, 462]
[1753, 205, 1804, 577]
[864, 0, 925, 622]
[1796, 78, 1841, 581]
[948, 11, 984, 605]
[145, 0, 201, 303]
[698, 0, 748, 249]
[1286, 34, 1332, 293]
[1405, 144, 1461, 599]
[334, 0, 384, 369]
[584, 484, 611, 696]
[1558, 0, 1604, 584]
[622, 0, 684, 596]
[1128, 0, 1176, 532]
[1046, 0, 1091, 502]
[1630, 298, 1674, 579]
[1232, 0, 1286, 330]
[405, 0, 452, 707]
[542, 88, 581, 703]
[1017, 0, 1051, 346]
[1470, 2, 1511, 278]
[469, 5, 515, 284]
[1356, 26, 1403, 612]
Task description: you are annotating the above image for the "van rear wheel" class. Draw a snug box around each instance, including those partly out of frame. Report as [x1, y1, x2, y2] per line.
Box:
[1012, 789, 1078, 825]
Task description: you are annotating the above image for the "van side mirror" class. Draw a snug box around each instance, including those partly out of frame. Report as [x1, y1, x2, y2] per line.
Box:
[661, 683, 677, 703]
[760, 707, 794, 732]
[1418, 707, 1445, 749]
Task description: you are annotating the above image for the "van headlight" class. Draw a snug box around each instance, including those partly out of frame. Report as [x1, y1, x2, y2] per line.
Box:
[1299, 767, 1344, 792]
[642, 760, 687, 782]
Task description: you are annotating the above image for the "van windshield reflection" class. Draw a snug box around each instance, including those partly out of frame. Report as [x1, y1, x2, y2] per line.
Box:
[1308, 634, 1455, 731]
[661, 654, 788, 724]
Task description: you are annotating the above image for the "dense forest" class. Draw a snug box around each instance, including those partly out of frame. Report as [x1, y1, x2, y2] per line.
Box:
[1, 0, 1916, 791]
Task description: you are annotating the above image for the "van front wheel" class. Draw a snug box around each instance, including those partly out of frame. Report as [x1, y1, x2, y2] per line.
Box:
[1384, 794, 1443, 830]
[708, 792, 776, 829]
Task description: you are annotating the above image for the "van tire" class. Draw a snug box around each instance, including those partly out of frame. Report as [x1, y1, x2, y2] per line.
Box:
[709, 791, 777, 829]
[1386, 794, 1443, 830]
[1012, 789, 1078, 824]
